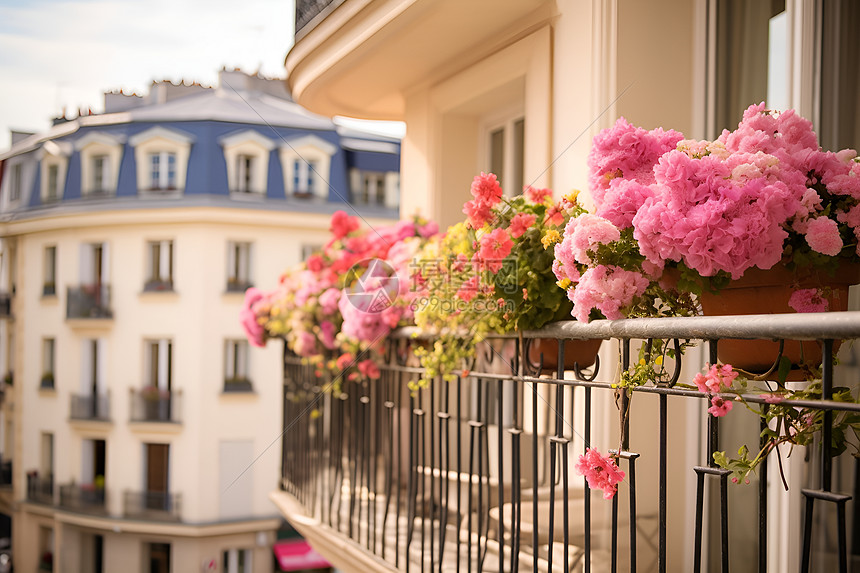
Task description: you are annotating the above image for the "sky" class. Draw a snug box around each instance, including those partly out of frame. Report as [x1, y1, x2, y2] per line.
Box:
[0, 0, 404, 149]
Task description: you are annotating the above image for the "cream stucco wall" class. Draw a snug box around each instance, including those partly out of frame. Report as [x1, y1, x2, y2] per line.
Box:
[8, 205, 395, 572]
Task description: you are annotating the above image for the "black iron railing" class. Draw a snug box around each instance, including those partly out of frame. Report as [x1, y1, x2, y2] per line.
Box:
[123, 491, 181, 520]
[26, 474, 54, 504]
[58, 483, 106, 512]
[279, 312, 860, 572]
[129, 389, 180, 423]
[66, 285, 112, 319]
[70, 393, 110, 420]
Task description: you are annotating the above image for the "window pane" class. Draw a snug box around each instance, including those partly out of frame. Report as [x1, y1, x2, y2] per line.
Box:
[150, 154, 160, 189]
[513, 118, 525, 196]
[820, 2, 860, 151]
[714, 0, 786, 134]
[167, 153, 176, 188]
[490, 128, 505, 183]
[47, 165, 58, 198]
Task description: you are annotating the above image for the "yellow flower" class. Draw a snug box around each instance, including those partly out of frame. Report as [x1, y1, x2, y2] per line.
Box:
[541, 229, 561, 249]
[556, 278, 571, 290]
[655, 356, 663, 365]
[565, 190, 580, 204]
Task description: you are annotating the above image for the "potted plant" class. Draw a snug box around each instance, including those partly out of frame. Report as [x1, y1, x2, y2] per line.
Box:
[411, 173, 600, 387]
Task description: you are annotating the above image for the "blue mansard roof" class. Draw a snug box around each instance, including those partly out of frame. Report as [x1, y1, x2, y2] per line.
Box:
[0, 71, 401, 221]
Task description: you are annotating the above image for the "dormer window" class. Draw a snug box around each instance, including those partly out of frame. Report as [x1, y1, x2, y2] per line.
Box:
[9, 164, 22, 202]
[39, 139, 71, 204]
[148, 152, 177, 190]
[236, 154, 255, 193]
[280, 136, 336, 199]
[219, 130, 275, 196]
[129, 127, 194, 195]
[75, 132, 125, 197]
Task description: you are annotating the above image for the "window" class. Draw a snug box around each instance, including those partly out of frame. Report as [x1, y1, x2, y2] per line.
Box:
[224, 339, 250, 390]
[130, 126, 194, 194]
[146, 339, 172, 390]
[9, 163, 22, 202]
[46, 164, 59, 200]
[41, 338, 55, 389]
[226, 242, 252, 292]
[82, 339, 105, 397]
[43, 246, 56, 296]
[357, 171, 386, 205]
[820, 2, 860, 151]
[222, 548, 252, 573]
[145, 241, 173, 291]
[75, 132, 123, 196]
[219, 130, 275, 195]
[280, 135, 336, 199]
[148, 152, 177, 190]
[236, 155, 255, 193]
[92, 155, 108, 194]
[486, 116, 524, 197]
[147, 541, 170, 573]
[301, 244, 323, 261]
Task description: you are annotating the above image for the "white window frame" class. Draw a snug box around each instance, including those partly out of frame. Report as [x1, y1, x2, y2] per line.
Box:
[280, 135, 336, 199]
[9, 163, 22, 202]
[219, 130, 275, 196]
[145, 240, 173, 290]
[129, 126, 194, 195]
[226, 241, 252, 291]
[80, 338, 106, 396]
[42, 338, 55, 388]
[75, 132, 124, 197]
[222, 548, 253, 573]
[478, 105, 525, 197]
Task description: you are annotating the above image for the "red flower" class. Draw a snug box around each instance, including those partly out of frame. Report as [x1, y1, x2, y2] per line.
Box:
[509, 212, 536, 238]
[336, 353, 354, 371]
[330, 210, 360, 239]
[478, 228, 514, 273]
[357, 359, 381, 380]
[524, 186, 552, 204]
[463, 199, 493, 229]
[306, 254, 324, 272]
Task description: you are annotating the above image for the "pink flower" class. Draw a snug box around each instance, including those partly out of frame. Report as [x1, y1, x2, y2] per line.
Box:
[760, 393, 785, 404]
[319, 321, 337, 349]
[805, 216, 843, 256]
[708, 395, 734, 417]
[330, 210, 360, 239]
[509, 212, 536, 238]
[294, 330, 318, 357]
[575, 448, 626, 500]
[524, 186, 552, 204]
[570, 265, 649, 322]
[336, 353, 354, 371]
[358, 359, 381, 380]
[239, 287, 267, 348]
[306, 254, 324, 272]
[478, 228, 514, 273]
[470, 172, 503, 206]
[463, 199, 493, 229]
[788, 288, 829, 313]
[318, 287, 342, 315]
[559, 214, 621, 265]
[544, 205, 565, 227]
[693, 364, 738, 394]
[456, 275, 480, 302]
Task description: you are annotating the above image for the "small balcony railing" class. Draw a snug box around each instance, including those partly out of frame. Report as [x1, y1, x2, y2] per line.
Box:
[123, 490, 181, 521]
[66, 284, 112, 319]
[26, 474, 54, 504]
[0, 292, 11, 318]
[226, 278, 253, 293]
[130, 389, 180, 423]
[277, 312, 860, 573]
[58, 483, 106, 512]
[69, 393, 110, 421]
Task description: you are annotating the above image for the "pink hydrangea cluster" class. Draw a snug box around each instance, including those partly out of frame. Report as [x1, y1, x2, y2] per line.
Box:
[556, 214, 620, 266]
[583, 103, 860, 283]
[575, 448, 626, 500]
[694, 364, 738, 417]
[569, 265, 650, 322]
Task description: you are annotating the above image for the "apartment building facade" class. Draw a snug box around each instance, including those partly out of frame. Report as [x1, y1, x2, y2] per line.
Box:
[0, 69, 400, 572]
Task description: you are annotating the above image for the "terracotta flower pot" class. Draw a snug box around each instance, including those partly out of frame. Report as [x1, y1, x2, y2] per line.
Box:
[698, 264, 860, 372]
[527, 338, 603, 372]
